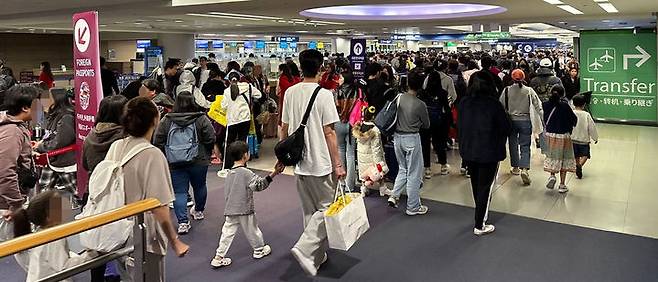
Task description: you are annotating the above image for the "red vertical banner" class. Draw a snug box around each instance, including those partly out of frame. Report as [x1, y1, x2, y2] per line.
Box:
[72, 11, 102, 196]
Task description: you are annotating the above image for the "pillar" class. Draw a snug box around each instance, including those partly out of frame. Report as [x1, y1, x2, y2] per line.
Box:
[157, 33, 195, 61]
[332, 37, 351, 55]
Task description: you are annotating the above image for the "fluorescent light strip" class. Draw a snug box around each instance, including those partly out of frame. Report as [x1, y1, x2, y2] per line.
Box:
[209, 12, 282, 20]
[557, 5, 584, 15]
[309, 20, 345, 25]
[543, 0, 564, 4]
[593, 0, 607, 2]
[185, 13, 261, 21]
[598, 2, 618, 13]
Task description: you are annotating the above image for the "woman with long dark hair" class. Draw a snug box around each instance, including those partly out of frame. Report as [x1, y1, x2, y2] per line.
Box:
[221, 71, 262, 169]
[39, 61, 54, 89]
[277, 63, 301, 125]
[34, 89, 76, 196]
[154, 91, 216, 234]
[335, 69, 358, 192]
[457, 70, 511, 236]
[542, 85, 577, 193]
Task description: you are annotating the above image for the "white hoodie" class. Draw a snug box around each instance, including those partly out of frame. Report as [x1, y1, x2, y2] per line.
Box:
[571, 109, 599, 145]
[221, 82, 262, 126]
[176, 70, 211, 109]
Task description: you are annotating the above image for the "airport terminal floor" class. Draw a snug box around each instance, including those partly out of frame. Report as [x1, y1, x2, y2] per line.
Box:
[2, 124, 658, 282]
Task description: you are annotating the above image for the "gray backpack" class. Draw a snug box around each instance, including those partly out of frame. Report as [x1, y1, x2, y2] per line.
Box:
[375, 93, 402, 136]
[165, 120, 199, 164]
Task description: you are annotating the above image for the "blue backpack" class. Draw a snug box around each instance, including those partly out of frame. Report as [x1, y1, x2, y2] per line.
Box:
[165, 120, 199, 164]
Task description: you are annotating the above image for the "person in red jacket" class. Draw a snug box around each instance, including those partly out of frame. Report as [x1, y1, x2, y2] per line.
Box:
[276, 63, 301, 125]
[39, 62, 54, 89]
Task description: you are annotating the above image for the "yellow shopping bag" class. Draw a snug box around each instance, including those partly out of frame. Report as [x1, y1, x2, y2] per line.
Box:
[208, 95, 227, 126]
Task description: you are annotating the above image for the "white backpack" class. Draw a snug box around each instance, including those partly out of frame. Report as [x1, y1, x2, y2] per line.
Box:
[77, 139, 154, 252]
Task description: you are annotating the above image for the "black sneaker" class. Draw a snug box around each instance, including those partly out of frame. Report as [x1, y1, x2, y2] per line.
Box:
[576, 165, 583, 179]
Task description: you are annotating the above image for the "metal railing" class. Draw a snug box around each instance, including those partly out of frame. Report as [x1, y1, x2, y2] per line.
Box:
[0, 198, 162, 282]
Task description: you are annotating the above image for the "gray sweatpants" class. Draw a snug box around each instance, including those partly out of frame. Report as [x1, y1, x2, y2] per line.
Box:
[215, 214, 265, 257]
[293, 174, 336, 267]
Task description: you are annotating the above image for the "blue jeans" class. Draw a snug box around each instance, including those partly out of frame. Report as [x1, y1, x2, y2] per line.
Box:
[392, 133, 423, 212]
[509, 119, 532, 169]
[170, 165, 209, 224]
[335, 121, 356, 191]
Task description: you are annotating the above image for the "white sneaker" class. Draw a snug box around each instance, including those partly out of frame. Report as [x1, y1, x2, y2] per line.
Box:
[177, 222, 191, 235]
[424, 168, 432, 179]
[405, 205, 429, 216]
[168, 203, 174, 209]
[291, 247, 318, 276]
[510, 167, 521, 175]
[440, 165, 450, 175]
[520, 169, 531, 185]
[558, 184, 569, 193]
[253, 245, 272, 259]
[379, 186, 392, 197]
[546, 176, 557, 190]
[387, 196, 398, 208]
[474, 224, 496, 236]
[210, 256, 232, 268]
[460, 167, 467, 175]
[191, 208, 205, 220]
[187, 199, 195, 207]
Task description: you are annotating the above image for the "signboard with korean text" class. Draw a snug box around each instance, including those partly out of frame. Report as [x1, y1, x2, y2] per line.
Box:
[349, 39, 367, 79]
[73, 11, 103, 195]
[579, 30, 657, 123]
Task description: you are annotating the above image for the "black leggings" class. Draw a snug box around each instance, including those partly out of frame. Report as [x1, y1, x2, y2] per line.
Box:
[225, 121, 251, 168]
[420, 119, 449, 167]
[467, 161, 499, 229]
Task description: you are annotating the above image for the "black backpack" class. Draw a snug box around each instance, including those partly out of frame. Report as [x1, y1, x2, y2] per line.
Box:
[274, 86, 322, 166]
[420, 71, 449, 123]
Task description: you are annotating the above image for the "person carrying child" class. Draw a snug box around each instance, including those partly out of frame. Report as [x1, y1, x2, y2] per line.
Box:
[211, 141, 285, 268]
[7, 190, 96, 281]
[353, 106, 391, 197]
[570, 94, 598, 179]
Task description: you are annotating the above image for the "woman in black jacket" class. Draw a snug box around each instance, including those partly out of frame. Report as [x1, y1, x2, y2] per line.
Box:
[34, 89, 76, 195]
[457, 70, 511, 236]
[154, 91, 216, 235]
[542, 85, 577, 193]
[561, 67, 580, 101]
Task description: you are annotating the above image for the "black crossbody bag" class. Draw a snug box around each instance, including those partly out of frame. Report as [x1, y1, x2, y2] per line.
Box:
[275, 86, 322, 166]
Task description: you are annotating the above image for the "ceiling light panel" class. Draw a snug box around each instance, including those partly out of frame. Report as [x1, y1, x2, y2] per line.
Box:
[598, 2, 619, 13]
[557, 5, 584, 15]
[186, 13, 262, 21]
[209, 12, 282, 20]
[172, 0, 249, 6]
[543, 0, 564, 4]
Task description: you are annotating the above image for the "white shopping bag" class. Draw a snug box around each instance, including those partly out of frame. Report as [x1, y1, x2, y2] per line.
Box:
[324, 182, 370, 251]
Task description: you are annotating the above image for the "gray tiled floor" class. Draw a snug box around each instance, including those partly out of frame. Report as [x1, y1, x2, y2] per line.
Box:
[249, 123, 658, 239]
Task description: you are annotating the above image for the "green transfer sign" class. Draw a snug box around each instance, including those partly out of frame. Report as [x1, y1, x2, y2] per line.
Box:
[579, 30, 657, 123]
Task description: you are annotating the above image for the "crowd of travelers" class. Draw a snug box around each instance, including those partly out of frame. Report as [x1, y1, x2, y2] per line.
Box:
[0, 47, 599, 280]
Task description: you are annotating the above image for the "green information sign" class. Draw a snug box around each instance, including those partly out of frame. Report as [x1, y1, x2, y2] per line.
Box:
[579, 30, 657, 123]
[464, 32, 511, 42]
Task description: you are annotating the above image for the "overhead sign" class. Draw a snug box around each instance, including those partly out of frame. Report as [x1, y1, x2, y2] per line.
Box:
[349, 38, 367, 79]
[212, 40, 224, 48]
[279, 41, 288, 49]
[317, 41, 324, 49]
[73, 11, 102, 196]
[580, 30, 657, 123]
[308, 41, 317, 49]
[244, 41, 254, 49]
[465, 31, 511, 42]
[195, 40, 209, 49]
[255, 40, 265, 49]
[272, 36, 299, 42]
[136, 39, 151, 49]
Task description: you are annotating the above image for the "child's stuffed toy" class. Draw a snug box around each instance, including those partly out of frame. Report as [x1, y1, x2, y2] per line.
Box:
[363, 162, 389, 188]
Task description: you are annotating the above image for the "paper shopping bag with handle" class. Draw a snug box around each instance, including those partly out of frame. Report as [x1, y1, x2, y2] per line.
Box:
[324, 181, 370, 251]
[208, 95, 227, 126]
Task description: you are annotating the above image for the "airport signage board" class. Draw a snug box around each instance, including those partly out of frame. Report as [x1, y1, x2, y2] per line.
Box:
[256, 40, 266, 49]
[579, 30, 657, 123]
[308, 41, 317, 49]
[212, 40, 224, 48]
[272, 36, 299, 42]
[195, 40, 209, 49]
[349, 38, 367, 79]
[464, 32, 511, 42]
[73, 11, 103, 195]
[136, 39, 151, 49]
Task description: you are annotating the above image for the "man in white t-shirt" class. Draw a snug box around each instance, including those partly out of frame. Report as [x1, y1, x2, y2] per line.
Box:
[281, 49, 345, 276]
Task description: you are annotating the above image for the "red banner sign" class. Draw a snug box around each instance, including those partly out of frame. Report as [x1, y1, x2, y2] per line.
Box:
[73, 11, 102, 196]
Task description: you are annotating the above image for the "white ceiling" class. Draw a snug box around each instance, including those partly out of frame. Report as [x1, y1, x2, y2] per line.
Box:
[0, 0, 655, 38]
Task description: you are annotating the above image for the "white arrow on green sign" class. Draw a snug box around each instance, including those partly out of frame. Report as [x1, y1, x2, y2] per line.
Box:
[623, 45, 651, 70]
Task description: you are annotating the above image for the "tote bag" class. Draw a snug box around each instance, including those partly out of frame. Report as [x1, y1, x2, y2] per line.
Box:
[324, 181, 370, 251]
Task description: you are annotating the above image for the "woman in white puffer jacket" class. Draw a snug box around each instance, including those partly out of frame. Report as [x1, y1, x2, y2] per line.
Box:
[352, 106, 391, 197]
